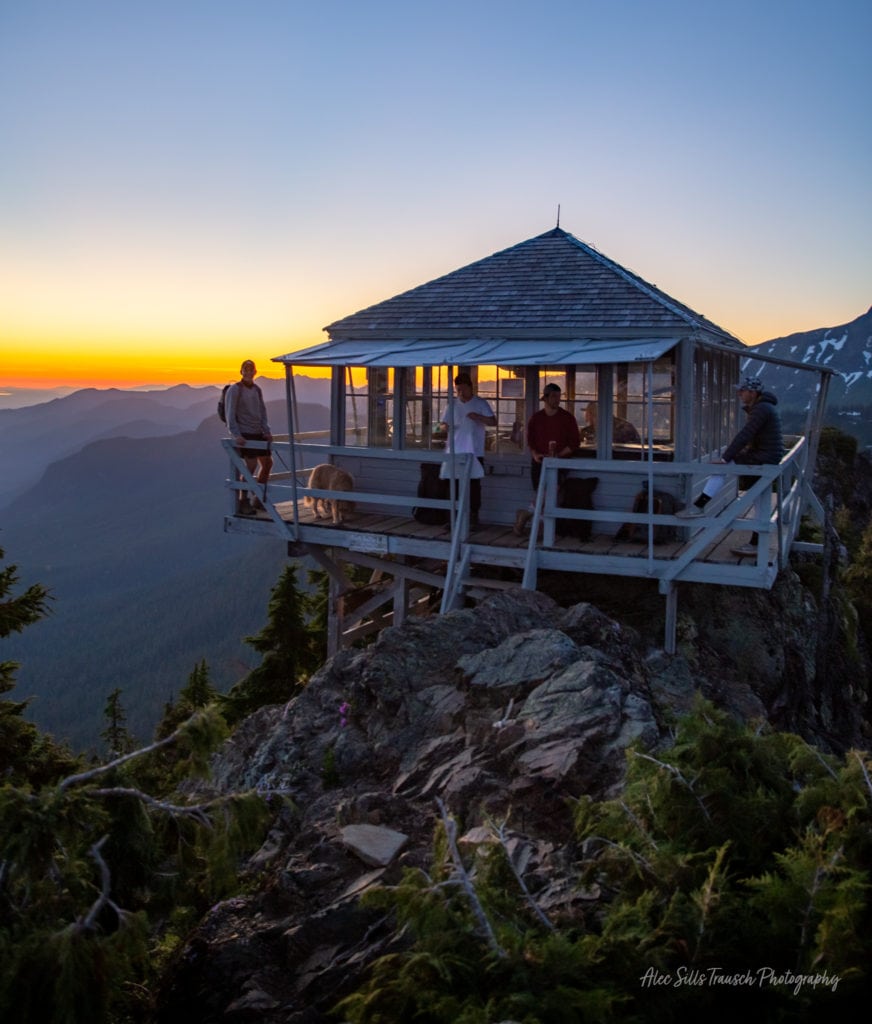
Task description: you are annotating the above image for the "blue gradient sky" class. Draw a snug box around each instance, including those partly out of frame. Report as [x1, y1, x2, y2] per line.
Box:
[2, 0, 870, 387]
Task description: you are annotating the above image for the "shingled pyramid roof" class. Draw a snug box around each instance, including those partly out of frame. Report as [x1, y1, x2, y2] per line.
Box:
[324, 227, 741, 343]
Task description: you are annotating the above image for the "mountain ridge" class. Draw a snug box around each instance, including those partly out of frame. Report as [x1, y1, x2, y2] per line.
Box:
[744, 305, 872, 420]
[1, 401, 329, 749]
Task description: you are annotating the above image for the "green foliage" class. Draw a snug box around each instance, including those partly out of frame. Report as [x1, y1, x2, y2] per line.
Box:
[0, 547, 77, 786]
[0, 699, 267, 1024]
[221, 564, 323, 724]
[156, 658, 220, 739]
[817, 426, 858, 461]
[338, 701, 872, 1022]
[843, 520, 872, 654]
[101, 687, 135, 759]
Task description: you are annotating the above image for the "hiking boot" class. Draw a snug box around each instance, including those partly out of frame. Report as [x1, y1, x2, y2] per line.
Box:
[513, 509, 532, 536]
[675, 506, 704, 518]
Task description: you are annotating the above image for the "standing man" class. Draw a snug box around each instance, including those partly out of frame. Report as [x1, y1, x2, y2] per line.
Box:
[515, 382, 580, 535]
[226, 359, 273, 516]
[437, 372, 496, 527]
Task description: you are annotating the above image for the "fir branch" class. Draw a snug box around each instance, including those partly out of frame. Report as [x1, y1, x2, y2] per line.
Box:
[490, 820, 554, 931]
[620, 800, 659, 851]
[854, 750, 872, 799]
[585, 835, 658, 878]
[692, 842, 730, 962]
[435, 798, 506, 958]
[811, 745, 839, 781]
[629, 750, 712, 823]
[798, 845, 844, 967]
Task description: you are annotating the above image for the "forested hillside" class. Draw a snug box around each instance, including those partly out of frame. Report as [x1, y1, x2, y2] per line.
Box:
[1, 401, 328, 750]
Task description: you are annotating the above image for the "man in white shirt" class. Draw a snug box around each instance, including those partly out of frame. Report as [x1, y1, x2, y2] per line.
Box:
[437, 372, 496, 526]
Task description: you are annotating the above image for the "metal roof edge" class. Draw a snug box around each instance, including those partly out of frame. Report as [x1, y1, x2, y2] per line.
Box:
[701, 337, 838, 375]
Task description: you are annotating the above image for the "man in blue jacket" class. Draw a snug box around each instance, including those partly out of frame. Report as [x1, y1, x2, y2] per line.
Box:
[676, 377, 784, 555]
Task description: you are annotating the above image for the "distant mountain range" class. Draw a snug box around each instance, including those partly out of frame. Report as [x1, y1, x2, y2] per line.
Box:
[742, 306, 872, 431]
[0, 376, 331, 507]
[0, 378, 329, 751]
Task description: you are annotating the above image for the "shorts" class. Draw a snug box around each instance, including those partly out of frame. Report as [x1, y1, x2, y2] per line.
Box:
[239, 433, 271, 460]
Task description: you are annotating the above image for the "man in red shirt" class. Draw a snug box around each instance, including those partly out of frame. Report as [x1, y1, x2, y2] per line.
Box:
[514, 383, 580, 534]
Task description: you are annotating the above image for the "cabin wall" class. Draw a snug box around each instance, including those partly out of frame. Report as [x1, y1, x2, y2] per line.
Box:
[329, 449, 683, 537]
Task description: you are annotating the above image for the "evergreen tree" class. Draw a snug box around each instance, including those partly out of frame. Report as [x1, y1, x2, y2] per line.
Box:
[0, 548, 269, 1023]
[156, 659, 219, 739]
[221, 564, 320, 724]
[0, 546, 77, 785]
[100, 687, 134, 760]
[182, 657, 218, 708]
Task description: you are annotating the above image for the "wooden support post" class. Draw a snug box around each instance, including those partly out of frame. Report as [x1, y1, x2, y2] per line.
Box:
[328, 575, 343, 659]
[393, 575, 410, 629]
[664, 582, 678, 655]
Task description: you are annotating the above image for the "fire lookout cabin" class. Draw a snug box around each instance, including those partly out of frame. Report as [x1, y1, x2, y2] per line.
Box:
[223, 227, 833, 654]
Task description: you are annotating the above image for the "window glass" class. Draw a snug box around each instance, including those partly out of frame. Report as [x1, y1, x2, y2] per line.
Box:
[402, 367, 430, 448]
[475, 365, 526, 452]
[368, 368, 393, 447]
[537, 366, 597, 430]
[344, 366, 369, 446]
[342, 367, 395, 447]
[614, 356, 675, 447]
[692, 349, 738, 458]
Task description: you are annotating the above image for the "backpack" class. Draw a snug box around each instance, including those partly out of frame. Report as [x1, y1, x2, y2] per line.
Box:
[557, 477, 598, 540]
[218, 381, 262, 425]
[615, 486, 678, 544]
[413, 463, 450, 524]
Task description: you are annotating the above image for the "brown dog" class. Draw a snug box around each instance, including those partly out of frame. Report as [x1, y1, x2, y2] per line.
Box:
[304, 464, 355, 524]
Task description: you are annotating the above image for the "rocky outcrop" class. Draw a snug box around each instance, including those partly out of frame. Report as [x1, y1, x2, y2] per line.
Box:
[155, 577, 869, 1023]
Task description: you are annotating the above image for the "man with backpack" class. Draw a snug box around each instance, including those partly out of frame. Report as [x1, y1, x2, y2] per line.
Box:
[225, 360, 272, 516]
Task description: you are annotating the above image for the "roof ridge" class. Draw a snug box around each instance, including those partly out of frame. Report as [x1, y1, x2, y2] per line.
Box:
[559, 230, 710, 333]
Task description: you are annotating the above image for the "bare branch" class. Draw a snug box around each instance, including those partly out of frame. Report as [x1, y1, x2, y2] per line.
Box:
[619, 799, 659, 851]
[490, 821, 554, 932]
[854, 750, 872, 799]
[58, 731, 182, 793]
[585, 834, 658, 878]
[435, 798, 506, 958]
[89, 786, 249, 827]
[75, 836, 130, 934]
[630, 750, 712, 823]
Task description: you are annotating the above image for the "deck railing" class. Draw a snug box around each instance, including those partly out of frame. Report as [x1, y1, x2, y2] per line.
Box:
[222, 434, 816, 582]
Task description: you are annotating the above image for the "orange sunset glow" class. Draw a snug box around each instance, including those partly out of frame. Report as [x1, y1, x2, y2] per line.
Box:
[3, 2, 869, 396]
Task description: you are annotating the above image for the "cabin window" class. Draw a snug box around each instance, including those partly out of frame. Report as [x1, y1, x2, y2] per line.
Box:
[692, 348, 739, 459]
[397, 366, 525, 454]
[402, 366, 452, 449]
[474, 365, 526, 453]
[344, 367, 394, 447]
[538, 356, 676, 455]
[612, 356, 675, 447]
[401, 367, 429, 448]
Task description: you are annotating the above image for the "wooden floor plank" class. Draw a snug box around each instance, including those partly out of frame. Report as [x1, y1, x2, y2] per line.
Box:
[260, 498, 780, 570]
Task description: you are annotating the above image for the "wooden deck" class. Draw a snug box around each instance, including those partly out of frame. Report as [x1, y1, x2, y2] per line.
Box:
[223, 438, 824, 653]
[229, 498, 775, 573]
